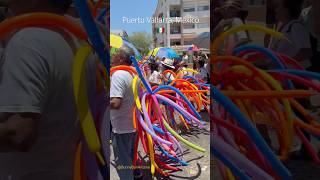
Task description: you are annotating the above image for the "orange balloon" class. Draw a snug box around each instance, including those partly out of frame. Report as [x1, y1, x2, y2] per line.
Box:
[0, 13, 87, 40]
[110, 66, 137, 76]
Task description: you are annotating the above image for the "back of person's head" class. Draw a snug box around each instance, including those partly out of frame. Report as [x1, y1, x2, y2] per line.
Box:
[197, 56, 205, 67]
[282, 0, 303, 19]
[0, 7, 7, 22]
[112, 45, 135, 66]
[150, 62, 159, 72]
[197, 60, 205, 68]
[48, 0, 73, 13]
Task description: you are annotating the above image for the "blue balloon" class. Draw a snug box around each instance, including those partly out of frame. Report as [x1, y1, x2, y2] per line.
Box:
[211, 146, 251, 180]
[153, 85, 203, 121]
[233, 45, 294, 89]
[131, 56, 153, 94]
[153, 125, 165, 135]
[153, 47, 179, 59]
[74, 0, 109, 73]
[269, 69, 320, 80]
[97, 8, 107, 23]
[123, 39, 142, 60]
[211, 85, 292, 180]
[158, 146, 188, 166]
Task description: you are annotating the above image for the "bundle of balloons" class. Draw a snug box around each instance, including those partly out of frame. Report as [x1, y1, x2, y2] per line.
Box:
[0, 0, 110, 180]
[211, 24, 320, 180]
[110, 37, 210, 176]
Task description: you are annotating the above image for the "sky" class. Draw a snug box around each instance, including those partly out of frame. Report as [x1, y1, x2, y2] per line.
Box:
[110, 0, 158, 35]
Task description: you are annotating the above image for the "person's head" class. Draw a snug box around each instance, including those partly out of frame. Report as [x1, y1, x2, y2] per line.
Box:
[276, 0, 303, 23]
[196, 59, 205, 69]
[161, 56, 166, 61]
[1, 0, 72, 15]
[161, 58, 175, 71]
[150, 62, 159, 72]
[111, 45, 135, 67]
[0, 7, 7, 21]
[219, 0, 244, 19]
[182, 52, 187, 56]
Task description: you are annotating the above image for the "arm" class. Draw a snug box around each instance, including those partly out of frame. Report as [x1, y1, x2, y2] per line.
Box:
[0, 31, 49, 152]
[110, 97, 122, 109]
[0, 113, 39, 152]
[110, 71, 128, 109]
[291, 24, 313, 63]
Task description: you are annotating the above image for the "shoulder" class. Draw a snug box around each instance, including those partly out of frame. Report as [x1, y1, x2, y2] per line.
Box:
[113, 70, 132, 76]
[291, 22, 307, 32]
[6, 28, 69, 56]
[232, 18, 244, 25]
[112, 70, 133, 80]
[12, 28, 64, 44]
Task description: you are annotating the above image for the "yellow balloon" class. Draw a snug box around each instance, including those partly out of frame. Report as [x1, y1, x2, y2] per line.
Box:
[212, 24, 286, 55]
[110, 34, 123, 48]
[177, 68, 199, 77]
[132, 75, 143, 112]
[147, 134, 156, 175]
[72, 45, 105, 165]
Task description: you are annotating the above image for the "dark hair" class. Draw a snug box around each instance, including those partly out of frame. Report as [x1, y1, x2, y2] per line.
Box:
[239, 10, 248, 22]
[49, 0, 73, 13]
[115, 45, 134, 65]
[150, 62, 159, 72]
[182, 52, 187, 56]
[197, 60, 205, 67]
[282, 0, 303, 19]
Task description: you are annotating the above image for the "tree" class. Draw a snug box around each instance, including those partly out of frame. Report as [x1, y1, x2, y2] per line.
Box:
[129, 31, 153, 56]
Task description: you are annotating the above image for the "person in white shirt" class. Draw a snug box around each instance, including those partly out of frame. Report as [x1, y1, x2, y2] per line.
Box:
[182, 52, 189, 64]
[0, 1, 99, 180]
[110, 46, 142, 179]
[195, 58, 209, 83]
[213, 0, 251, 52]
[148, 61, 162, 86]
[271, 0, 312, 69]
[301, 1, 320, 72]
[161, 58, 175, 84]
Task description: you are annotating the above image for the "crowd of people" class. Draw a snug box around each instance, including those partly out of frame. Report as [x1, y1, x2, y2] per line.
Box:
[145, 51, 210, 85]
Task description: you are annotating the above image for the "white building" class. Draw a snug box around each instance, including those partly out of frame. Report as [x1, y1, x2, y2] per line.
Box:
[152, 0, 210, 53]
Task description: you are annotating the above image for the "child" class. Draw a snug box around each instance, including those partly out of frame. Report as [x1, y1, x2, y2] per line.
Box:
[148, 62, 162, 86]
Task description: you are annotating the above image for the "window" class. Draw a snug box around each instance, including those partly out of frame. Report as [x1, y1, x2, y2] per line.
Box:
[197, 5, 209, 11]
[170, 11, 181, 17]
[197, 23, 209, 28]
[183, 6, 195, 12]
[184, 41, 193, 45]
[170, 40, 181, 46]
[184, 23, 195, 29]
[170, 26, 181, 34]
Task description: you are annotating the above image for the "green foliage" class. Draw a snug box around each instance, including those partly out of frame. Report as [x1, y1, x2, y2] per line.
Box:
[129, 31, 153, 56]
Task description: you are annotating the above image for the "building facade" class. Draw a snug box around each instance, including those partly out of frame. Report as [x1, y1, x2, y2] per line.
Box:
[152, 0, 210, 53]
